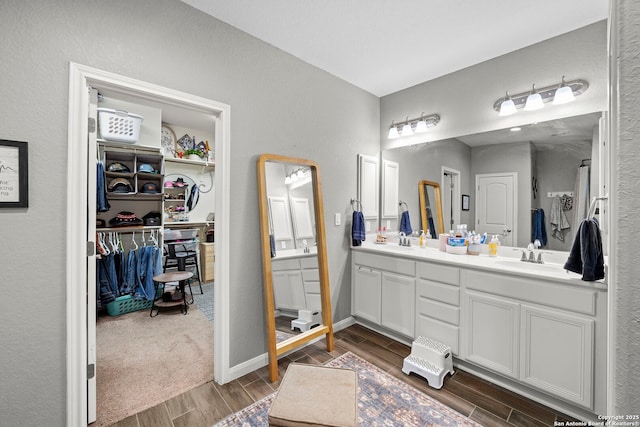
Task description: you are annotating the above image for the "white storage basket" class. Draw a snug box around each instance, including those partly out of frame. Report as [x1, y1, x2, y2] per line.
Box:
[97, 108, 143, 143]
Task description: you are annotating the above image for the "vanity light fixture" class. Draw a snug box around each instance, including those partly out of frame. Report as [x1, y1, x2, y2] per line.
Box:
[285, 167, 310, 186]
[494, 77, 589, 116]
[387, 113, 440, 139]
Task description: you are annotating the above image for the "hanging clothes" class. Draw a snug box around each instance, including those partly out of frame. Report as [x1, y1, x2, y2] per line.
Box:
[550, 196, 571, 242]
[96, 160, 110, 212]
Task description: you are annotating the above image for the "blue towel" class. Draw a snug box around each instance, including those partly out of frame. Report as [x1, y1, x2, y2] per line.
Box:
[352, 211, 366, 246]
[269, 234, 276, 258]
[400, 211, 412, 235]
[531, 209, 548, 247]
[564, 218, 605, 281]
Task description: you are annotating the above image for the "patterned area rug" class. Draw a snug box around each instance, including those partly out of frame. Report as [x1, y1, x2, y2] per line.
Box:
[192, 281, 214, 324]
[213, 352, 481, 427]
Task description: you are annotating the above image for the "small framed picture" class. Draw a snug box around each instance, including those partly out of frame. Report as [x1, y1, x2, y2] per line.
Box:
[0, 140, 28, 208]
[462, 194, 470, 211]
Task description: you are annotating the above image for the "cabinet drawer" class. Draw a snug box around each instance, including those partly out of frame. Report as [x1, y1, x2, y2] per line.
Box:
[417, 262, 459, 285]
[304, 280, 320, 294]
[415, 315, 459, 355]
[305, 293, 321, 310]
[417, 279, 459, 306]
[302, 268, 319, 282]
[272, 258, 301, 271]
[354, 251, 415, 276]
[417, 297, 459, 325]
[300, 256, 318, 269]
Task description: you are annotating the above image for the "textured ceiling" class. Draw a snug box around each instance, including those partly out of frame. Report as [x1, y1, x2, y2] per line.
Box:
[180, 0, 608, 96]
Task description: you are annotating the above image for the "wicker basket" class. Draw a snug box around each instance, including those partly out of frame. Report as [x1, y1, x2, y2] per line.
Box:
[97, 108, 143, 143]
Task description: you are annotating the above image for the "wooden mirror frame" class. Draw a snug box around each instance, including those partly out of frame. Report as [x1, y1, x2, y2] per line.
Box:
[418, 179, 445, 237]
[257, 153, 334, 382]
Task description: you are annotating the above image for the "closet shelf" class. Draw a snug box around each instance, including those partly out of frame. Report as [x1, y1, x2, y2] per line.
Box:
[165, 157, 215, 168]
[97, 225, 162, 232]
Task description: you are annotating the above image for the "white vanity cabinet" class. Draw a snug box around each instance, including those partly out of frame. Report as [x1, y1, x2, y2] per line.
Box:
[460, 269, 603, 411]
[300, 256, 321, 310]
[271, 258, 306, 311]
[352, 251, 416, 337]
[415, 262, 461, 355]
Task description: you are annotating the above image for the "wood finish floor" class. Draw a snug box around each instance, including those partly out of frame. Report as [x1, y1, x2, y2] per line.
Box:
[106, 324, 578, 427]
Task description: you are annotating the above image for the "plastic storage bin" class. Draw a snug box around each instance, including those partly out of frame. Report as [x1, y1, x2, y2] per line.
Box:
[97, 108, 143, 143]
[106, 294, 153, 316]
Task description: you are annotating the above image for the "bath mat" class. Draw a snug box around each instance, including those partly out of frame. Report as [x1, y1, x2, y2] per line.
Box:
[213, 351, 480, 426]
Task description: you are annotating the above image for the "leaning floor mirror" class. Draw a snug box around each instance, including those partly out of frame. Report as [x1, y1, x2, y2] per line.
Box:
[257, 153, 334, 382]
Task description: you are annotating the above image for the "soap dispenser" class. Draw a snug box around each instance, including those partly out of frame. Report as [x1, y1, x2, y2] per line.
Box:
[489, 235, 500, 257]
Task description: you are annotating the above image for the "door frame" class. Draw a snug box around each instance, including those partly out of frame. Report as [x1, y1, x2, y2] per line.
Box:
[475, 172, 518, 246]
[66, 62, 231, 427]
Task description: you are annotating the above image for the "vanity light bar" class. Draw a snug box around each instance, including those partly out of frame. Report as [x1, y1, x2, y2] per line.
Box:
[388, 113, 440, 139]
[493, 78, 589, 114]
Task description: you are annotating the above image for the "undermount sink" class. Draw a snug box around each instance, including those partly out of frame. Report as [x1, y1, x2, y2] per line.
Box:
[494, 258, 568, 275]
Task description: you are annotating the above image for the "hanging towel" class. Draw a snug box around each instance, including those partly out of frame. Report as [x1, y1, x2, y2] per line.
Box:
[531, 209, 547, 247]
[269, 234, 277, 258]
[352, 210, 366, 246]
[400, 211, 412, 235]
[564, 218, 605, 281]
[550, 196, 571, 242]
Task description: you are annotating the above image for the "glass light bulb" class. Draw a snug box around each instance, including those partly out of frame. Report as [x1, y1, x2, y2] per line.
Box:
[285, 176, 292, 185]
[524, 93, 544, 111]
[297, 169, 304, 178]
[401, 122, 413, 136]
[415, 119, 428, 133]
[498, 99, 517, 116]
[388, 126, 399, 139]
[553, 85, 575, 105]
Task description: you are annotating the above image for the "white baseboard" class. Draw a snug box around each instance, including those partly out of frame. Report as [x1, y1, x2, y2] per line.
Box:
[227, 316, 356, 381]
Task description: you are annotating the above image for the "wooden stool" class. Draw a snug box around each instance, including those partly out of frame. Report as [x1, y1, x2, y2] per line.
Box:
[150, 271, 193, 317]
[268, 364, 357, 427]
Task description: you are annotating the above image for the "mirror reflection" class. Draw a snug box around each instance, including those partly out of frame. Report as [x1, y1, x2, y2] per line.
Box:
[257, 154, 333, 382]
[381, 112, 604, 250]
[418, 180, 444, 238]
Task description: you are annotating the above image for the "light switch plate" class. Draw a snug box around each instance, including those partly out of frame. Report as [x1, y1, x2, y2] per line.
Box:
[366, 221, 371, 232]
[334, 213, 341, 226]
[386, 220, 391, 229]
[280, 241, 286, 249]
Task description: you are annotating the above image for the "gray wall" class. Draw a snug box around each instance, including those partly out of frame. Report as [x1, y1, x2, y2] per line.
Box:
[380, 21, 607, 151]
[611, 0, 640, 415]
[0, 1, 378, 425]
[382, 138, 472, 234]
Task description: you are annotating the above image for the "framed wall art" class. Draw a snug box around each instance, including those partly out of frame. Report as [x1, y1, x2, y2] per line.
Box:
[0, 140, 28, 208]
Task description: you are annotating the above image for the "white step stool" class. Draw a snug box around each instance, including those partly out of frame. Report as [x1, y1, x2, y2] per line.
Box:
[402, 336, 454, 389]
[291, 310, 322, 332]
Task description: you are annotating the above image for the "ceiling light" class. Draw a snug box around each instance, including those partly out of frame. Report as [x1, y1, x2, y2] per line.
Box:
[296, 169, 305, 178]
[388, 121, 400, 139]
[498, 91, 517, 116]
[552, 76, 576, 105]
[387, 113, 440, 139]
[510, 127, 522, 132]
[524, 84, 544, 111]
[493, 78, 588, 115]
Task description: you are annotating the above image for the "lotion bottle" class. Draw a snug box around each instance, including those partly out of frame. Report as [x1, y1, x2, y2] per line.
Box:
[489, 235, 499, 257]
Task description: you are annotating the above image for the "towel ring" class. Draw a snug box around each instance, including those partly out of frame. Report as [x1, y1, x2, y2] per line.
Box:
[350, 198, 362, 211]
[399, 201, 408, 212]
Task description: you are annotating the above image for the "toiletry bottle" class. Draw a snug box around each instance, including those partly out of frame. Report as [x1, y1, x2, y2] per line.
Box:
[382, 226, 387, 242]
[489, 235, 499, 257]
[419, 230, 425, 248]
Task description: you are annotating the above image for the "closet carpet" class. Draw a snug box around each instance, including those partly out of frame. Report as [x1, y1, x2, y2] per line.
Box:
[95, 304, 214, 427]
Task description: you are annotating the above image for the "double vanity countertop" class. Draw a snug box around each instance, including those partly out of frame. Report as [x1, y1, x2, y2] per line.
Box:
[352, 238, 607, 291]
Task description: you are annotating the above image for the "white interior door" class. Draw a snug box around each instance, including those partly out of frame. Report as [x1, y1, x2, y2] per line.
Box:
[476, 173, 517, 246]
[87, 88, 98, 424]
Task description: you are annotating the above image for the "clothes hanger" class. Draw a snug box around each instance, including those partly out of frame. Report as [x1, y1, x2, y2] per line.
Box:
[131, 232, 139, 251]
[99, 232, 110, 256]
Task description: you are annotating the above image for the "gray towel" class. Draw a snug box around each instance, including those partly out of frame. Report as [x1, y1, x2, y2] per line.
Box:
[550, 196, 571, 242]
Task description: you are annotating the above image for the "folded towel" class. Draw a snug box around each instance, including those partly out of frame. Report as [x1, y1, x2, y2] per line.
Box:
[550, 196, 571, 242]
[352, 210, 366, 246]
[400, 211, 412, 235]
[564, 218, 605, 281]
[531, 209, 548, 247]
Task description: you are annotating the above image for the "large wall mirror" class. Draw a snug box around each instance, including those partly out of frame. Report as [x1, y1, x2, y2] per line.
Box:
[380, 111, 605, 250]
[418, 180, 445, 238]
[257, 153, 334, 382]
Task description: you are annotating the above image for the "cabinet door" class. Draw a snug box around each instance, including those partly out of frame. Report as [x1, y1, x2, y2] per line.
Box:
[463, 291, 519, 378]
[381, 272, 415, 337]
[520, 304, 594, 409]
[272, 270, 306, 311]
[353, 266, 381, 324]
